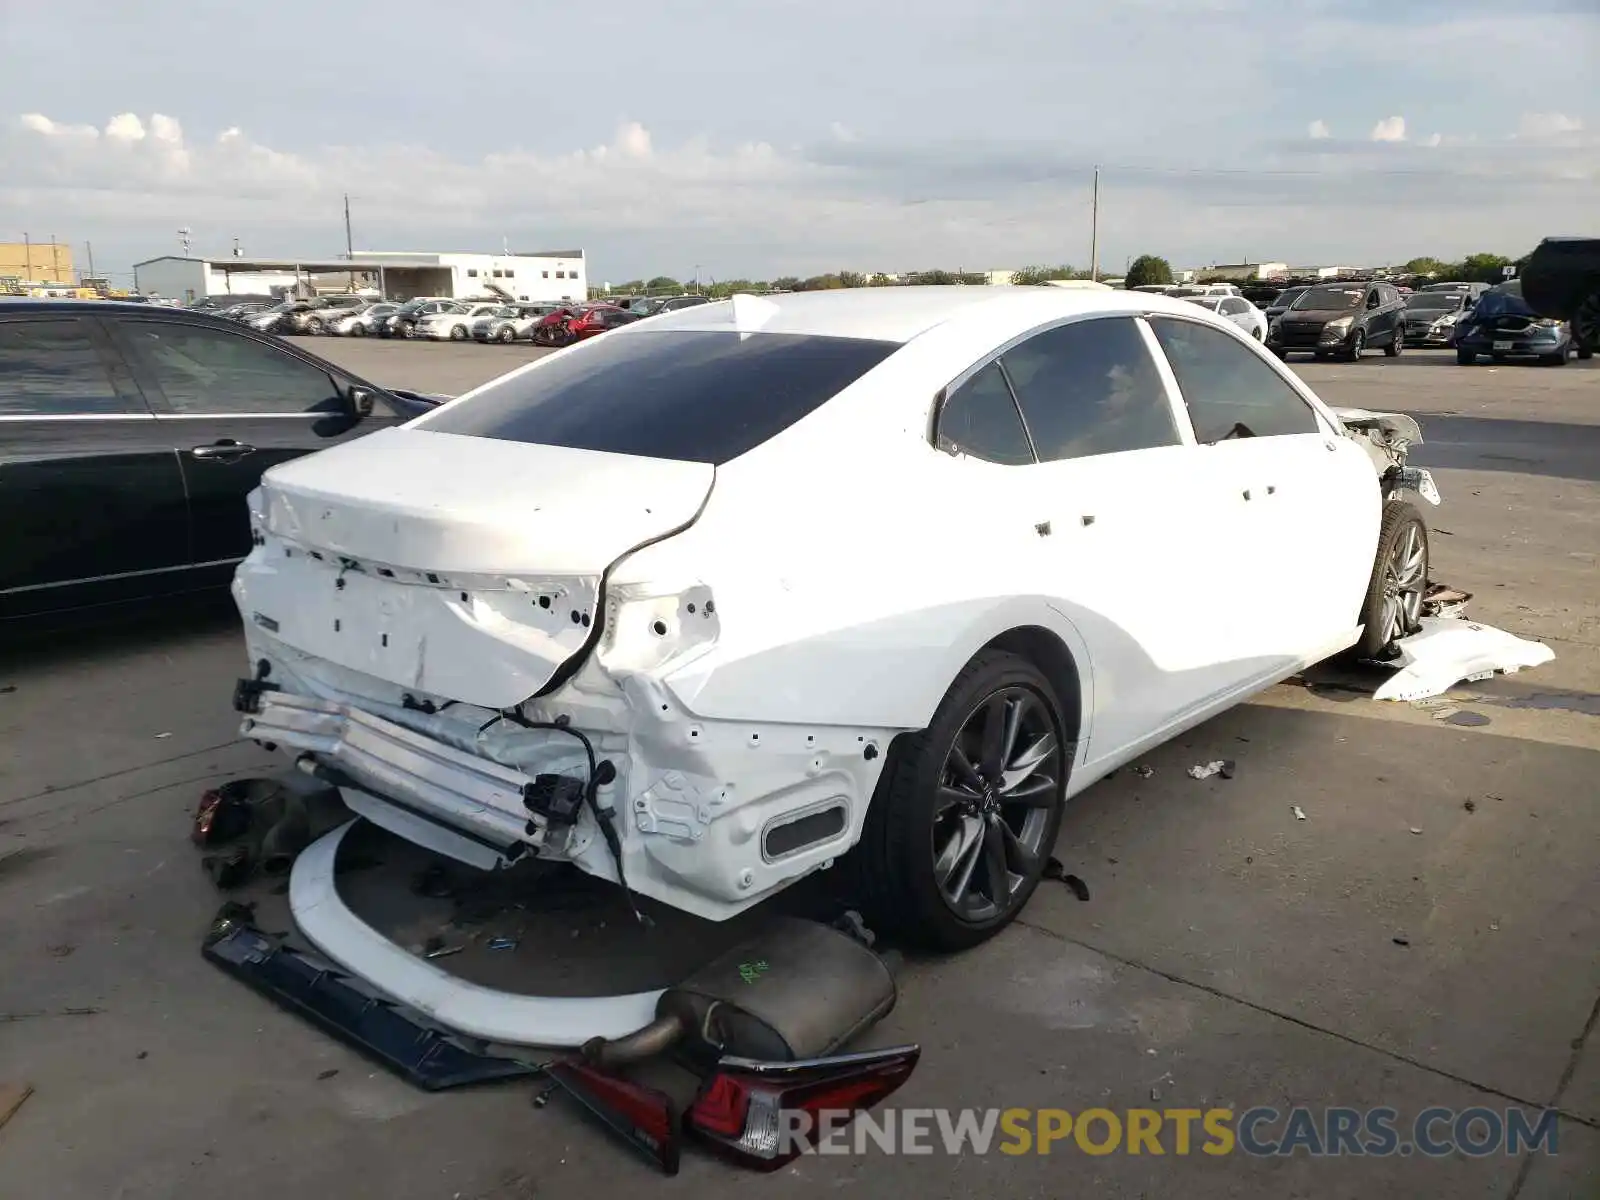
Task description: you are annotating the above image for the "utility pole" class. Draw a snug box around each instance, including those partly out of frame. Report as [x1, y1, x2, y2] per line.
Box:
[23, 232, 31, 282]
[1089, 165, 1101, 283]
[50, 235, 60, 283]
[86, 241, 96, 281]
[344, 193, 355, 291]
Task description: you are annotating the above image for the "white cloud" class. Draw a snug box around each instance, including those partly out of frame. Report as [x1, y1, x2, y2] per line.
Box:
[105, 112, 146, 141]
[1518, 112, 1584, 140]
[1370, 116, 1406, 143]
[831, 122, 859, 143]
[6, 109, 1597, 278]
[1307, 119, 1331, 140]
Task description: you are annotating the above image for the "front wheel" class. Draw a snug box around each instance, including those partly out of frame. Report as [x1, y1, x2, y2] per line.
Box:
[304, 318, 323, 336]
[498, 326, 515, 343]
[846, 651, 1069, 952]
[1457, 348, 1476, 365]
[1346, 330, 1366, 361]
[1352, 500, 1429, 661]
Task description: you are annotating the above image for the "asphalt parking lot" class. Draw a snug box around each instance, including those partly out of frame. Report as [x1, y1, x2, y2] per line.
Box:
[2, 341, 1597, 1199]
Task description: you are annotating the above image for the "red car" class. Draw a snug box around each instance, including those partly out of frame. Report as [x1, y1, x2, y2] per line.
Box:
[530, 303, 639, 346]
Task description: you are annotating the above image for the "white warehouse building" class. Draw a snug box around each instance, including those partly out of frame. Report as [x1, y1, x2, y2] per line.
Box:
[132, 249, 588, 304]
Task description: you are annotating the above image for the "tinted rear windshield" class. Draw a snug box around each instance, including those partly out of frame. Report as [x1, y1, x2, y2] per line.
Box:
[423, 330, 899, 464]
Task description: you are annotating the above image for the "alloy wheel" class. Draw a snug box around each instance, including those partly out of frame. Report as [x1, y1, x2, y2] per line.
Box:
[1379, 522, 1427, 646]
[931, 687, 1062, 923]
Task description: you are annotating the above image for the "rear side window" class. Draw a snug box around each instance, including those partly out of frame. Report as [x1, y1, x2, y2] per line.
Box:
[1000, 317, 1180, 462]
[0, 318, 128, 416]
[936, 361, 1034, 465]
[424, 331, 898, 464]
[1149, 317, 1320, 441]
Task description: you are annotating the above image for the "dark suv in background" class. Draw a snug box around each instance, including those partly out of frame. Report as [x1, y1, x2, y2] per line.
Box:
[1267, 281, 1406, 361]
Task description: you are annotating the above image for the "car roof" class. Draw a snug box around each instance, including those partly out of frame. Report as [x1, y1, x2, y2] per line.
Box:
[639, 284, 1212, 344]
[0, 297, 251, 325]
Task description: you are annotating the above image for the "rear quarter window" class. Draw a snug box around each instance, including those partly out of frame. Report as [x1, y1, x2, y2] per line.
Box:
[422, 330, 898, 464]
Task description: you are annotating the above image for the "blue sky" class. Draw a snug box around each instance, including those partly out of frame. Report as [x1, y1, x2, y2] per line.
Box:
[1, 0, 1594, 282]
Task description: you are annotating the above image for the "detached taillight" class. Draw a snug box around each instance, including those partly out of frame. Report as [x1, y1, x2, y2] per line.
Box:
[544, 1059, 681, 1175]
[687, 1045, 920, 1171]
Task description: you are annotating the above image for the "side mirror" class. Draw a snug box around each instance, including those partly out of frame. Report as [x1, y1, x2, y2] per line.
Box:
[349, 386, 375, 418]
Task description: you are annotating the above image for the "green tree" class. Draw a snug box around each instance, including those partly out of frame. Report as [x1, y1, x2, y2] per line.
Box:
[1011, 265, 1080, 285]
[1402, 257, 1446, 278]
[916, 269, 957, 286]
[1123, 255, 1174, 290]
[867, 273, 897, 286]
[645, 276, 682, 293]
[771, 276, 801, 292]
[1456, 253, 1513, 284]
[838, 270, 865, 289]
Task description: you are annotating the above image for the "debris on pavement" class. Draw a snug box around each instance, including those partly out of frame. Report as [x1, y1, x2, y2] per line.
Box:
[0, 1006, 103, 1023]
[1291, 806, 1308, 821]
[154, 731, 172, 739]
[1409, 827, 1423, 835]
[487, 935, 520, 951]
[0, 1084, 33, 1135]
[1393, 937, 1411, 947]
[1188, 760, 1226, 780]
[1042, 857, 1091, 901]
[317, 1069, 340, 1081]
[1463, 799, 1477, 813]
[1132, 765, 1155, 778]
[1372, 618, 1555, 702]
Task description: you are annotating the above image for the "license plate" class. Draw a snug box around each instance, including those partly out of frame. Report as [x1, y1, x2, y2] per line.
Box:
[1493, 340, 1513, 351]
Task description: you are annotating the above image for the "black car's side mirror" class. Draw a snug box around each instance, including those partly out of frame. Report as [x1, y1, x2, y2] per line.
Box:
[349, 385, 375, 417]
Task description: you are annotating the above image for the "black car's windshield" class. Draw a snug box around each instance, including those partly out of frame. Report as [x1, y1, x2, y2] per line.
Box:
[422, 330, 898, 464]
[1406, 293, 1463, 311]
[1293, 287, 1364, 311]
[1472, 283, 1535, 319]
[1272, 288, 1307, 307]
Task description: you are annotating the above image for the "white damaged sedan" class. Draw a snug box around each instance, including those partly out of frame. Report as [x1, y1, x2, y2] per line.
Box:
[233, 286, 1439, 968]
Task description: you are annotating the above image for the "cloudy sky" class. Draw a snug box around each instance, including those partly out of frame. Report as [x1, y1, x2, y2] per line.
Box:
[2, 0, 1595, 283]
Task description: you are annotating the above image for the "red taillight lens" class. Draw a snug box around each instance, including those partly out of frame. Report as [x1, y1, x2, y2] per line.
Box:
[686, 1045, 920, 1171]
[544, 1059, 681, 1175]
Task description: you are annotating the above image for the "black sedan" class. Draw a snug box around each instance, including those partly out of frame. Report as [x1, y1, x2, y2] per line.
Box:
[0, 300, 443, 620]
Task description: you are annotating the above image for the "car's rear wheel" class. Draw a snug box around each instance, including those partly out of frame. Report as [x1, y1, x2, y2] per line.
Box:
[305, 317, 323, 335]
[350, 323, 367, 337]
[498, 326, 515, 343]
[450, 325, 468, 341]
[1352, 500, 1429, 661]
[847, 651, 1068, 952]
[1385, 328, 1403, 357]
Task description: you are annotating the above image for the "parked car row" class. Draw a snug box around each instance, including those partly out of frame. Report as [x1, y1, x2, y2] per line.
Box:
[1247, 278, 1592, 366]
[199, 293, 718, 347]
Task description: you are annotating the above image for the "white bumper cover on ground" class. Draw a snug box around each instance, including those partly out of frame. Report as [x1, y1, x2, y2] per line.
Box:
[290, 820, 664, 1048]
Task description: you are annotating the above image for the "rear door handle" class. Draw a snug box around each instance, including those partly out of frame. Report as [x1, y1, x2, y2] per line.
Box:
[190, 441, 256, 462]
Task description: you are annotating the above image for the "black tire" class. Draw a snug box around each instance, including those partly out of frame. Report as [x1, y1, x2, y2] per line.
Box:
[1457, 348, 1476, 365]
[498, 326, 515, 343]
[304, 318, 323, 336]
[845, 650, 1069, 952]
[1384, 328, 1403, 357]
[1579, 345, 1594, 360]
[449, 325, 468, 341]
[1271, 347, 1288, 359]
[1346, 329, 1366, 361]
[1351, 501, 1430, 661]
[350, 323, 367, 337]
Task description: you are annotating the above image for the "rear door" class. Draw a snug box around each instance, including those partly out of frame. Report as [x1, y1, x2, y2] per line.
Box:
[1148, 315, 1376, 664]
[107, 315, 405, 567]
[995, 314, 1251, 759]
[0, 313, 189, 618]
